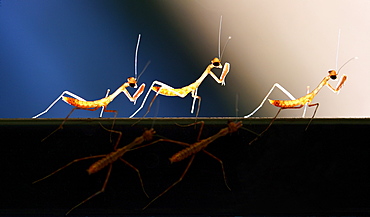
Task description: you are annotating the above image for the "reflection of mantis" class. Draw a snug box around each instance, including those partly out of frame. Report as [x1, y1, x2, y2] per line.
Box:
[129, 17, 231, 118]
[140, 121, 247, 210]
[33, 125, 156, 215]
[246, 57, 356, 145]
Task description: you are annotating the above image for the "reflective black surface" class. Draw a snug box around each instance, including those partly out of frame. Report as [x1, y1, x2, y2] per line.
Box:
[1, 118, 370, 216]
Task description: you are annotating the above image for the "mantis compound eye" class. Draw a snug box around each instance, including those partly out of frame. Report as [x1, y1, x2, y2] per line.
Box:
[129, 83, 136, 88]
[328, 70, 337, 80]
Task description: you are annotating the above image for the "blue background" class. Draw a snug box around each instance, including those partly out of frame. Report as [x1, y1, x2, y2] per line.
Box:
[0, 0, 367, 118]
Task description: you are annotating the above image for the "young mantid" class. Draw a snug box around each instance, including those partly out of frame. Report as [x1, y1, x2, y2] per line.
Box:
[129, 16, 231, 118]
[245, 30, 357, 144]
[33, 34, 146, 119]
[33, 34, 146, 141]
[32, 124, 156, 215]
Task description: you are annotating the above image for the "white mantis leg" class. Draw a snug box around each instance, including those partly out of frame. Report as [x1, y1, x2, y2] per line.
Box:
[122, 83, 146, 104]
[191, 88, 200, 114]
[32, 91, 87, 118]
[100, 89, 111, 118]
[209, 62, 230, 86]
[129, 81, 178, 118]
[244, 83, 296, 118]
[302, 86, 310, 118]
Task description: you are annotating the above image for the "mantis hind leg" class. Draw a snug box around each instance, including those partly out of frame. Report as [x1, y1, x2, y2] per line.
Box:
[305, 103, 319, 131]
[244, 83, 296, 118]
[32, 91, 87, 118]
[65, 164, 113, 215]
[142, 155, 195, 210]
[249, 108, 283, 145]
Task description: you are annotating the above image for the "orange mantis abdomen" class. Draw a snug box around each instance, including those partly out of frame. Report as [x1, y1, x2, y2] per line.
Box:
[269, 93, 314, 108]
[152, 86, 193, 97]
[169, 138, 213, 163]
[62, 97, 111, 109]
[87, 147, 128, 174]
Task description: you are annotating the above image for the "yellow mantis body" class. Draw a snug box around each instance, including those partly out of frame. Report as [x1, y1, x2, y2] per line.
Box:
[130, 57, 230, 118]
[33, 35, 146, 119]
[246, 59, 357, 145]
[33, 35, 147, 141]
[130, 16, 231, 118]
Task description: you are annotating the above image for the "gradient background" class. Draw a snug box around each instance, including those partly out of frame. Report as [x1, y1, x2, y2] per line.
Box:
[0, 0, 368, 118]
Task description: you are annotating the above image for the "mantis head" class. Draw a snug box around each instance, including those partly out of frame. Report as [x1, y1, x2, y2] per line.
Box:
[211, 57, 222, 69]
[328, 70, 338, 80]
[127, 77, 138, 88]
[331, 56, 358, 80]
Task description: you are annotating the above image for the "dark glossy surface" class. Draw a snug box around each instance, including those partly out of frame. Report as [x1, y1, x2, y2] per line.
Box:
[1, 118, 370, 216]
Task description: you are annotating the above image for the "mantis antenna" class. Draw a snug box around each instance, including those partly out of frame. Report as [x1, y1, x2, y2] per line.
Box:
[137, 60, 151, 82]
[334, 29, 358, 75]
[135, 34, 141, 80]
[218, 15, 232, 60]
[235, 93, 239, 118]
[218, 16, 222, 58]
[335, 29, 341, 72]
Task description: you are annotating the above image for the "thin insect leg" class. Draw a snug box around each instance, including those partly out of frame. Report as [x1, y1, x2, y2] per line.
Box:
[175, 121, 205, 141]
[305, 103, 319, 131]
[32, 91, 87, 118]
[65, 164, 113, 215]
[195, 121, 204, 142]
[32, 155, 107, 184]
[208, 62, 230, 85]
[131, 92, 160, 126]
[202, 150, 231, 191]
[240, 126, 260, 136]
[119, 158, 149, 198]
[244, 83, 296, 118]
[42, 107, 117, 142]
[302, 86, 310, 118]
[249, 108, 282, 145]
[326, 75, 348, 93]
[41, 107, 78, 142]
[130, 81, 175, 118]
[144, 92, 160, 118]
[98, 123, 122, 149]
[191, 88, 202, 118]
[191, 88, 198, 114]
[122, 83, 146, 104]
[100, 89, 111, 118]
[142, 155, 195, 210]
[143, 139, 192, 150]
[102, 108, 118, 143]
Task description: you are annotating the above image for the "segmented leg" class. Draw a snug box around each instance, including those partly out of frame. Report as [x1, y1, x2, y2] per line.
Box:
[244, 83, 296, 118]
[32, 91, 87, 119]
[249, 102, 318, 145]
[41, 107, 117, 142]
[129, 81, 178, 118]
[305, 103, 319, 131]
[65, 164, 113, 215]
[142, 155, 195, 210]
[249, 108, 283, 145]
[100, 89, 111, 118]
